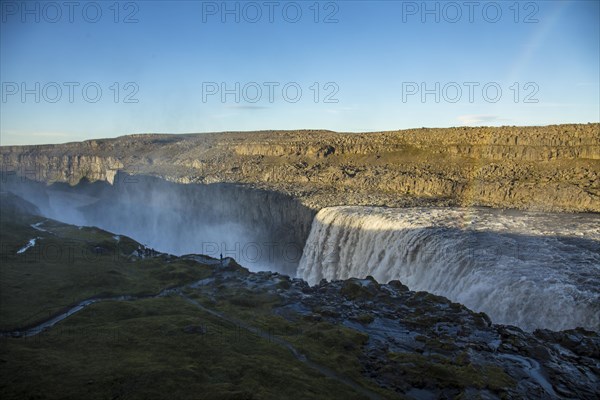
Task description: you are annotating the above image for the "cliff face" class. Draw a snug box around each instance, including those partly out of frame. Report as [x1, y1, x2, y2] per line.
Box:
[1, 123, 599, 212]
[0, 152, 123, 184]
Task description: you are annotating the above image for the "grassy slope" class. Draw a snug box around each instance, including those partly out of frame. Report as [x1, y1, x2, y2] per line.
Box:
[0, 198, 377, 399]
[1, 296, 369, 400]
[0, 212, 211, 330]
[183, 284, 402, 399]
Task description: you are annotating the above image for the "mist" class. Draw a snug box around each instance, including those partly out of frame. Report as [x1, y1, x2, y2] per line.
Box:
[4, 173, 315, 275]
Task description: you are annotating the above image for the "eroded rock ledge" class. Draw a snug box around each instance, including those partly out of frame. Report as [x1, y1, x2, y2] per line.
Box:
[1, 123, 599, 212]
[191, 264, 600, 399]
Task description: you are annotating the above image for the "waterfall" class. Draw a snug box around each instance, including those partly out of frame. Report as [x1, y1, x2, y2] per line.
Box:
[297, 207, 600, 332]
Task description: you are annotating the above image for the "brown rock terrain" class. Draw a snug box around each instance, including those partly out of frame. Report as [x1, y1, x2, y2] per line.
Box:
[1, 123, 599, 212]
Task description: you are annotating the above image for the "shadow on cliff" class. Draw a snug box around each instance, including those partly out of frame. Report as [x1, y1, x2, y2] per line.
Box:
[1, 172, 316, 276]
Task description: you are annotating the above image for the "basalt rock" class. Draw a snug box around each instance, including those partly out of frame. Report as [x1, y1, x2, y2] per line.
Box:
[202, 268, 600, 399]
[1, 123, 598, 212]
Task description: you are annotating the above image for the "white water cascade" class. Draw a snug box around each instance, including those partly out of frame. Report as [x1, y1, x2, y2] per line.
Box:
[297, 207, 600, 332]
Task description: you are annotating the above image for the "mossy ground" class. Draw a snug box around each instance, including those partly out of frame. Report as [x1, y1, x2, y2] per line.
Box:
[0, 297, 367, 400]
[387, 352, 514, 392]
[0, 203, 377, 399]
[186, 287, 395, 398]
[1, 198, 519, 399]
[0, 213, 211, 330]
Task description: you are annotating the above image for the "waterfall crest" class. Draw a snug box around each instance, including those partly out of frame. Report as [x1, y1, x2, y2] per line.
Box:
[298, 207, 600, 332]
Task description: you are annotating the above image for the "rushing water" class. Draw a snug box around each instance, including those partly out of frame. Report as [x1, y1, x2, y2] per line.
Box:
[7, 176, 599, 332]
[298, 207, 600, 332]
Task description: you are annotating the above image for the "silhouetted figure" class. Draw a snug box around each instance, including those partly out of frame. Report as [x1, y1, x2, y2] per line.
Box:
[220, 253, 223, 267]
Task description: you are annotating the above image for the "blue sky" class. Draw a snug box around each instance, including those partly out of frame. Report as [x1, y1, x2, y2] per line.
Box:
[1, 0, 598, 145]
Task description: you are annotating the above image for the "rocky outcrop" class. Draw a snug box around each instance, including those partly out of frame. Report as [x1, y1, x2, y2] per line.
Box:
[197, 268, 600, 399]
[0, 152, 123, 184]
[1, 123, 598, 212]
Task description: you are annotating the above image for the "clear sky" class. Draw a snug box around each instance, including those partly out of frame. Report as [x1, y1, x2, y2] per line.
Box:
[1, 0, 598, 145]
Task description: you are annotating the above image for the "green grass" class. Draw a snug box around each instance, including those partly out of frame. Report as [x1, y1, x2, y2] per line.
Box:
[0, 213, 211, 330]
[387, 352, 515, 391]
[0, 197, 382, 398]
[0, 297, 368, 400]
[187, 288, 397, 398]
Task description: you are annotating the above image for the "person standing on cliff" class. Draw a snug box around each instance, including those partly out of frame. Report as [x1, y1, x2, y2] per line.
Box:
[220, 253, 223, 267]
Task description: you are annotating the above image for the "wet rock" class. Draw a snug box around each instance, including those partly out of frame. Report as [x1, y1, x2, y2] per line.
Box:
[387, 280, 409, 292]
[182, 259, 599, 399]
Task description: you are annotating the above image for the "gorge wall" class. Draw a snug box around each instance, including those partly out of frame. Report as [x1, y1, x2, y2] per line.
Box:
[4, 174, 315, 275]
[2, 124, 599, 333]
[1, 123, 599, 213]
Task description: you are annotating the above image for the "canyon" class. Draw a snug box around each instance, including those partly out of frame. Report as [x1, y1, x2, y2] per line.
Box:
[1, 123, 599, 333]
[1, 124, 599, 398]
[1, 123, 598, 213]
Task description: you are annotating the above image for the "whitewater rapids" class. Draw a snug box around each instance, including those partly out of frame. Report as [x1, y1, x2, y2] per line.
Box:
[297, 207, 600, 332]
